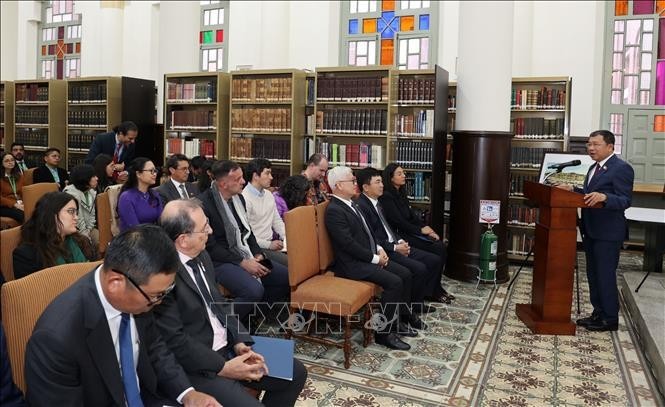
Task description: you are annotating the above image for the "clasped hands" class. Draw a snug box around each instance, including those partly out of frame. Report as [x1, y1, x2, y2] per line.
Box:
[421, 226, 440, 241]
[219, 342, 268, 382]
[240, 254, 271, 278]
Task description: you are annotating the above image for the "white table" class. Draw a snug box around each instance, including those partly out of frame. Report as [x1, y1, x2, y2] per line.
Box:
[625, 207, 665, 291]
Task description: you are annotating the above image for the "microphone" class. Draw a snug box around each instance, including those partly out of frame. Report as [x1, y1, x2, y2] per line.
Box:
[547, 159, 581, 170]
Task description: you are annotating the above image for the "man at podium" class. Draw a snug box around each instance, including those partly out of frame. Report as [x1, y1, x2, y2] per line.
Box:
[555, 130, 634, 332]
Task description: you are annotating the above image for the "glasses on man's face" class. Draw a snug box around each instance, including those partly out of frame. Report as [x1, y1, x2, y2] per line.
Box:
[141, 168, 158, 174]
[586, 142, 607, 148]
[111, 269, 175, 306]
[64, 208, 78, 216]
[188, 217, 211, 234]
[338, 178, 357, 185]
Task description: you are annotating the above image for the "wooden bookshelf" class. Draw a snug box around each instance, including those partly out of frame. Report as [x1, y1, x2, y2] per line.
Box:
[13, 79, 66, 167]
[229, 68, 306, 177]
[164, 72, 230, 164]
[1, 81, 15, 151]
[302, 73, 316, 164]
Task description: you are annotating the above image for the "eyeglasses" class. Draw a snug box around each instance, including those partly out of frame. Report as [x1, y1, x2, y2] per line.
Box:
[64, 208, 78, 216]
[586, 142, 607, 148]
[338, 178, 357, 185]
[141, 168, 159, 174]
[111, 269, 175, 306]
[188, 217, 211, 234]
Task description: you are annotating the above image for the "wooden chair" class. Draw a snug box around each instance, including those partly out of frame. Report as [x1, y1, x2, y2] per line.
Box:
[96, 191, 112, 257]
[0, 217, 20, 230]
[284, 205, 373, 369]
[1, 260, 102, 392]
[22, 168, 35, 186]
[22, 182, 59, 221]
[0, 226, 22, 283]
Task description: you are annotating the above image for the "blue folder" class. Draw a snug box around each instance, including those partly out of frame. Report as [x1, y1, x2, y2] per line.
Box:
[250, 336, 294, 381]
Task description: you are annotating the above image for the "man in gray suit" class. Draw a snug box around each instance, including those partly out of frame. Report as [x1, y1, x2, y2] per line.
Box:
[155, 154, 199, 204]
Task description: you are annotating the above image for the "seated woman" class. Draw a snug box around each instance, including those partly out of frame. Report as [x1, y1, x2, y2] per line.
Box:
[64, 164, 99, 246]
[93, 153, 116, 193]
[117, 157, 163, 232]
[13, 191, 97, 279]
[1, 153, 24, 223]
[380, 163, 454, 303]
[273, 174, 315, 218]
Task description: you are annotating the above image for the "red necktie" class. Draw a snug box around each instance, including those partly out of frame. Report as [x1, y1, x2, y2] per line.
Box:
[113, 142, 121, 163]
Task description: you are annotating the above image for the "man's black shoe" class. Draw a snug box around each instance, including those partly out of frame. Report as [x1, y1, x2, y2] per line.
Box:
[576, 315, 600, 327]
[585, 320, 618, 332]
[375, 332, 411, 350]
[393, 321, 418, 337]
[425, 294, 452, 304]
[406, 314, 428, 330]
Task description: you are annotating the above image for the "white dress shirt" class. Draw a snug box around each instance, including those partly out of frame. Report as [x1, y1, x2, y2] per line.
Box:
[588, 153, 614, 183]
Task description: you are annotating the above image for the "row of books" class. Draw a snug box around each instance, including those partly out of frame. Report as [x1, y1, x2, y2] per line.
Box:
[230, 136, 291, 163]
[448, 94, 456, 110]
[511, 87, 566, 110]
[510, 117, 565, 139]
[404, 172, 431, 202]
[165, 137, 216, 159]
[68, 83, 107, 103]
[24, 152, 44, 168]
[231, 108, 291, 133]
[507, 231, 535, 256]
[316, 76, 389, 102]
[169, 110, 217, 130]
[68, 109, 107, 127]
[508, 204, 538, 226]
[510, 147, 558, 168]
[306, 77, 315, 106]
[269, 167, 291, 189]
[317, 141, 384, 169]
[67, 155, 86, 169]
[509, 174, 538, 196]
[16, 84, 49, 102]
[16, 108, 48, 125]
[396, 77, 435, 104]
[393, 110, 434, 137]
[231, 77, 292, 102]
[67, 130, 98, 150]
[315, 109, 387, 135]
[14, 129, 48, 147]
[166, 80, 217, 103]
[390, 139, 433, 170]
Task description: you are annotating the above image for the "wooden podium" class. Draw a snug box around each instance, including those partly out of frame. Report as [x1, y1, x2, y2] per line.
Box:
[515, 181, 599, 335]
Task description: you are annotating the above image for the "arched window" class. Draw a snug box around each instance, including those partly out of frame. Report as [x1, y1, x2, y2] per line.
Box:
[39, 0, 81, 79]
[200, 0, 229, 72]
[340, 0, 438, 69]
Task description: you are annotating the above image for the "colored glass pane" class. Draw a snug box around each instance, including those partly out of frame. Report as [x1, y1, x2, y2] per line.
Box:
[58, 26, 64, 40]
[382, 11, 395, 23]
[654, 115, 665, 131]
[57, 59, 63, 79]
[615, 0, 628, 15]
[349, 19, 359, 34]
[382, 0, 395, 11]
[363, 18, 377, 33]
[419, 14, 430, 30]
[67, 43, 73, 54]
[203, 30, 213, 44]
[199, 31, 203, 44]
[42, 45, 46, 56]
[76, 42, 80, 53]
[400, 15, 414, 31]
[381, 39, 394, 65]
[57, 40, 65, 58]
[656, 61, 665, 104]
[633, 0, 655, 14]
[216, 29, 224, 43]
[658, 0, 665, 14]
[48, 44, 56, 55]
[659, 18, 665, 59]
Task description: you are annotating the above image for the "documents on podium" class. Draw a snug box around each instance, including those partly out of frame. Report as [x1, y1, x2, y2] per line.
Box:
[251, 335, 294, 381]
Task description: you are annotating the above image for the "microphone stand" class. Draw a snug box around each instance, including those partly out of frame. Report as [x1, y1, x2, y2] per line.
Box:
[507, 241, 535, 291]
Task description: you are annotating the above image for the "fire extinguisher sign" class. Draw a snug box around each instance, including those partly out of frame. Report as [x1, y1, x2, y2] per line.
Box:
[479, 200, 501, 224]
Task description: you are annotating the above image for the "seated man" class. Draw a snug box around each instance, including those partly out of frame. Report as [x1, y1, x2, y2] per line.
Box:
[156, 199, 306, 407]
[324, 166, 426, 351]
[200, 160, 290, 323]
[301, 153, 330, 204]
[32, 147, 69, 190]
[155, 153, 199, 203]
[355, 167, 440, 313]
[241, 158, 287, 266]
[24, 224, 219, 406]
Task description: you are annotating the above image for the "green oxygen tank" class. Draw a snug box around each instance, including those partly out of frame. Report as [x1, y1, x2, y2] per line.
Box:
[479, 226, 498, 281]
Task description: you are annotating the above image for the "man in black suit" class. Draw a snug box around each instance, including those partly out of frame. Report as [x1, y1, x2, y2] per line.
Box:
[10, 142, 31, 173]
[355, 168, 440, 314]
[154, 154, 199, 204]
[324, 165, 426, 351]
[156, 199, 307, 406]
[32, 147, 69, 190]
[85, 121, 138, 183]
[24, 224, 220, 406]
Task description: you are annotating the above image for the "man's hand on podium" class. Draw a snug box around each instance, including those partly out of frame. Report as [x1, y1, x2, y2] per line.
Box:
[583, 192, 607, 207]
[553, 182, 574, 192]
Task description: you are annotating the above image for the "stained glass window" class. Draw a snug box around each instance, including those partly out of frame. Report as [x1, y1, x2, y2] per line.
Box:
[200, 1, 228, 72]
[39, 1, 81, 79]
[341, 0, 438, 69]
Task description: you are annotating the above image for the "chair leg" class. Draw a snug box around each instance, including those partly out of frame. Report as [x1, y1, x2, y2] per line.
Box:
[362, 304, 372, 347]
[285, 306, 295, 339]
[343, 315, 351, 369]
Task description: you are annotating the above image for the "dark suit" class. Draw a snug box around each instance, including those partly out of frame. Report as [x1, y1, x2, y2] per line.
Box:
[574, 154, 634, 324]
[0, 326, 24, 407]
[200, 189, 289, 319]
[153, 251, 306, 407]
[154, 179, 199, 204]
[12, 243, 45, 280]
[32, 165, 69, 190]
[25, 270, 191, 406]
[324, 196, 412, 331]
[355, 193, 440, 302]
[85, 131, 135, 165]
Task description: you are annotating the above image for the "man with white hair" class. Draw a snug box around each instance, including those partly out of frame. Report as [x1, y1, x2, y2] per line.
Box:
[324, 166, 425, 351]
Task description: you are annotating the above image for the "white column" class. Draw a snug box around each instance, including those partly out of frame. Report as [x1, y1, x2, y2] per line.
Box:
[512, 1, 533, 77]
[15, 1, 41, 80]
[455, 1, 514, 132]
[0, 1, 19, 80]
[78, 1, 123, 77]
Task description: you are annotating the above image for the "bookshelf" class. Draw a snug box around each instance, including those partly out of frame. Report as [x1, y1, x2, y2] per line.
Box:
[302, 73, 316, 165]
[13, 79, 66, 167]
[507, 76, 572, 260]
[164, 72, 230, 163]
[229, 69, 306, 182]
[1, 81, 15, 151]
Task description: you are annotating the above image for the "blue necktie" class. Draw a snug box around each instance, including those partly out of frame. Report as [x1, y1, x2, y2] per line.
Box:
[119, 313, 144, 407]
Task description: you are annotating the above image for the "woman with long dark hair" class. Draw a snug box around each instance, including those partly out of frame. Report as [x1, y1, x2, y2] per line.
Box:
[380, 163, 454, 303]
[13, 192, 96, 279]
[117, 157, 163, 232]
[0, 152, 24, 223]
[273, 175, 314, 218]
[93, 153, 115, 193]
[64, 164, 99, 246]
[196, 158, 215, 193]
